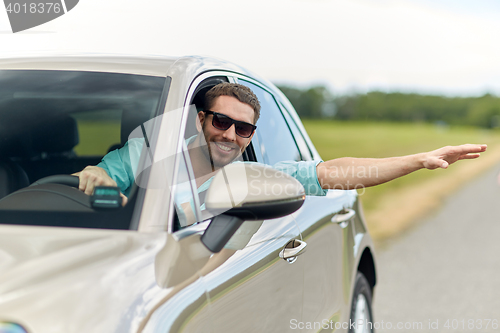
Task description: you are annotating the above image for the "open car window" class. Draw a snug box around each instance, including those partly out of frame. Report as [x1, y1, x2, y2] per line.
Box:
[171, 75, 261, 232]
[0, 70, 166, 229]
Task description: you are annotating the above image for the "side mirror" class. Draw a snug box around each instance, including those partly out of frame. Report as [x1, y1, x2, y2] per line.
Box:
[201, 163, 306, 252]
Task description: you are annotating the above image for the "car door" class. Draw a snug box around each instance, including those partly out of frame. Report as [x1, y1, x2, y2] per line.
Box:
[277, 97, 358, 331]
[199, 77, 309, 330]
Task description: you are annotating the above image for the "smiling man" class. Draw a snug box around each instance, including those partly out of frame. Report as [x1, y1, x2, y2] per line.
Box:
[75, 83, 487, 206]
[186, 84, 259, 189]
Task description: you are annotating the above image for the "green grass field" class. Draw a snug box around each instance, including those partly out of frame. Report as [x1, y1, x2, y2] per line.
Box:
[73, 121, 121, 156]
[302, 120, 500, 213]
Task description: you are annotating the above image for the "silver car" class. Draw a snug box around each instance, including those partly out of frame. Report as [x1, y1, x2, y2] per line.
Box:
[0, 55, 376, 333]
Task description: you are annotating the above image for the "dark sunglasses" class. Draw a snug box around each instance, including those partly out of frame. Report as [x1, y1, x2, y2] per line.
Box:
[203, 110, 257, 138]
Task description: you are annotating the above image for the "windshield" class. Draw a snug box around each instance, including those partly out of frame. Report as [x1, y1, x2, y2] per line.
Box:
[0, 70, 166, 229]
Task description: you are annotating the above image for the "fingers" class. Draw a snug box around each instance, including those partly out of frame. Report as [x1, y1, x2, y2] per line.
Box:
[452, 144, 487, 154]
[77, 166, 117, 195]
[76, 166, 127, 207]
[458, 153, 481, 160]
[78, 170, 90, 194]
[448, 144, 486, 162]
[425, 143, 486, 170]
[120, 193, 128, 206]
[435, 144, 485, 161]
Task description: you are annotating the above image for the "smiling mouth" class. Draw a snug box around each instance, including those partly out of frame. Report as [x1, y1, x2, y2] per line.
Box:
[214, 142, 236, 153]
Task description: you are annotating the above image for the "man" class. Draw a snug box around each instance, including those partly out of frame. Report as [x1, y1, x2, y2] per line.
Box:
[75, 83, 487, 205]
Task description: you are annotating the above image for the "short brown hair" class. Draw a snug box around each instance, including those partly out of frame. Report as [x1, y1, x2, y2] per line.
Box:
[204, 83, 261, 123]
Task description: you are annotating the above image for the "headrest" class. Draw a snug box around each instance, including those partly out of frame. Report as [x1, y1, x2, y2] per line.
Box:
[32, 116, 79, 154]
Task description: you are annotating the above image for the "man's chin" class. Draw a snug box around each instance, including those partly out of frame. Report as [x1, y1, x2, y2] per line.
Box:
[212, 155, 241, 168]
[210, 151, 243, 168]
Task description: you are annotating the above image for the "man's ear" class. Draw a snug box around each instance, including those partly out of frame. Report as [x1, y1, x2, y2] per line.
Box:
[196, 111, 205, 132]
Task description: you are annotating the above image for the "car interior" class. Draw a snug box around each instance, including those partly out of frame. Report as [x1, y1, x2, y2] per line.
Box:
[0, 70, 165, 228]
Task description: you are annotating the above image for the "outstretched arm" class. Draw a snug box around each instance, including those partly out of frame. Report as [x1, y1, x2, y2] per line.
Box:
[316, 144, 487, 190]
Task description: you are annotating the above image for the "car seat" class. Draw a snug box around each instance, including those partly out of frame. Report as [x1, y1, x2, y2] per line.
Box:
[0, 160, 29, 200]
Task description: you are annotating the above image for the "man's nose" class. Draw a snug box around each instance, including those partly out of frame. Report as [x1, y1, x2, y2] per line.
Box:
[222, 123, 237, 141]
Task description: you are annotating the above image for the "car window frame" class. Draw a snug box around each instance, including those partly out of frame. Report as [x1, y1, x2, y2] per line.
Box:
[275, 90, 323, 161]
[227, 75, 261, 164]
[129, 76, 172, 231]
[168, 71, 234, 235]
[277, 102, 313, 161]
[234, 75, 304, 163]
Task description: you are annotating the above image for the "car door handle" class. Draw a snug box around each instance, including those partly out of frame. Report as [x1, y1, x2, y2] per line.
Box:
[331, 209, 355, 228]
[279, 239, 307, 264]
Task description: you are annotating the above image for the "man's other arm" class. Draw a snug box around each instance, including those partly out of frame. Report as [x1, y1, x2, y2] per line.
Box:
[316, 144, 487, 190]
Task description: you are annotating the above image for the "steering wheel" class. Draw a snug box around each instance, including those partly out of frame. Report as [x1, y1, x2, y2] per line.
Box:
[30, 175, 80, 188]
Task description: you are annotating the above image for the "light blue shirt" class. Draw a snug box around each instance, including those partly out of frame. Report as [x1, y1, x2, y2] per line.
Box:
[97, 137, 327, 197]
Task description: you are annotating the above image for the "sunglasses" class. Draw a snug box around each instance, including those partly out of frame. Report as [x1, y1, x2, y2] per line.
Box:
[203, 110, 257, 138]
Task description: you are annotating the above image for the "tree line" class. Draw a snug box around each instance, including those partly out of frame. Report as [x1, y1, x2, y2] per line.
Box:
[277, 85, 500, 128]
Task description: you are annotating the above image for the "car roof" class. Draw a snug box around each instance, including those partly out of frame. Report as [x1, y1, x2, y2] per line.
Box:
[0, 54, 177, 77]
[0, 54, 258, 79]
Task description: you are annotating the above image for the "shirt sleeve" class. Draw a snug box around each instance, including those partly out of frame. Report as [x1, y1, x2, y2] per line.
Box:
[272, 160, 327, 196]
[97, 138, 144, 196]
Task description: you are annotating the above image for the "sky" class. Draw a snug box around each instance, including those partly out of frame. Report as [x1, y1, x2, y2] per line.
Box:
[1, 0, 500, 96]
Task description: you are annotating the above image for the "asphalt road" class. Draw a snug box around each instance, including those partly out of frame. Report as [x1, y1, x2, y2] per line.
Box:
[372, 163, 500, 333]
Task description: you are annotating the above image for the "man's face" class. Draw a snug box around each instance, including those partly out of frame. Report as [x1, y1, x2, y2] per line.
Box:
[197, 95, 255, 169]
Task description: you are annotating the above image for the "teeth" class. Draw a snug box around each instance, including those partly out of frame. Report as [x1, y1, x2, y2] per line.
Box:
[216, 143, 233, 151]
